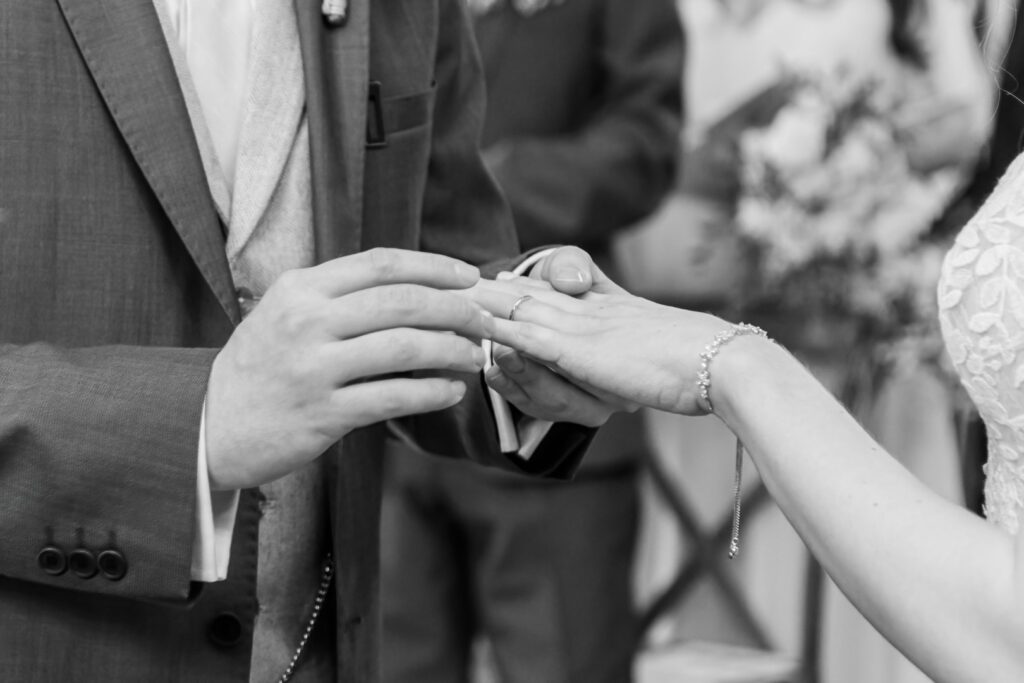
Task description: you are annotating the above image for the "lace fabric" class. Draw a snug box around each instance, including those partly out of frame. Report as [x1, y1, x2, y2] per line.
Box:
[938, 152, 1024, 534]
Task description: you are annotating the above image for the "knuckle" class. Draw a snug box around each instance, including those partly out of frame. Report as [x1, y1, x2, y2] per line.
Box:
[546, 394, 570, 414]
[276, 301, 317, 338]
[387, 333, 419, 365]
[297, 346, 333, 383]
[327, 394, 362, 434]
[367, 248, 399, 280]
[516, 322, 549, 349]
[459, 300, 482, 329]
[445, 337, 473, 368]
[274, 268, 305, 293]
[444, 297, 476, 331]
[380, 285, 423, 317]
[377, 389, 408, 416]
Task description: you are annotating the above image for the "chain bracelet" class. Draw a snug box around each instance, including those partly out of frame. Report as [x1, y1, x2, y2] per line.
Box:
[278, 553, 335, 683]
[695, 323, 772, 558]
[729, 438, 744, 559]
[697, 322, 770, 414]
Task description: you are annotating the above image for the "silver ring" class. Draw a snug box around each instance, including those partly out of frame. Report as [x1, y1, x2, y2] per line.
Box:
[507, 295, 533, 321]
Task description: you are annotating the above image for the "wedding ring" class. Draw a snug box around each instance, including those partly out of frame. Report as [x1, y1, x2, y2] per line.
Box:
[507, 295, 533, 321]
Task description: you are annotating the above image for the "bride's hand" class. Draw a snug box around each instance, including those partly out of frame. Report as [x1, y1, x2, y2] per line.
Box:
[466, 274, 734, 416]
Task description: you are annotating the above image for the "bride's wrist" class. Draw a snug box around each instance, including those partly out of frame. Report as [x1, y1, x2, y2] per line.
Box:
[706, 332, 794, 427]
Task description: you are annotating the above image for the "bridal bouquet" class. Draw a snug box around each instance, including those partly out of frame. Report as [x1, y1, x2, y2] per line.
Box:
[733, 68, 959, 374]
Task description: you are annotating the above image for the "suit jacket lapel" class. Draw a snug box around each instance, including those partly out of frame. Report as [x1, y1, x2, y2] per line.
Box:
[295, 0, 368, 263]
[56, 0, 241, 326]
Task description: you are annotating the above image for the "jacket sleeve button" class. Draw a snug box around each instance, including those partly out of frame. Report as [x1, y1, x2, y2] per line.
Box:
[37, 546, 67, 576]
[68, 548, 98, 579]
[97, 549, 128, 581]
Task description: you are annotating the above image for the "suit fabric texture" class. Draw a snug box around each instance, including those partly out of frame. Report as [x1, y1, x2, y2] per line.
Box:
[0, 0, 590, 680]
[381, 1, 684, 682]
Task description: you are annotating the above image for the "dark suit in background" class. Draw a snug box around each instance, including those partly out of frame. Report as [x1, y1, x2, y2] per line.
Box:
[381, 1, 684, 681]
[0, 1, 590, 681]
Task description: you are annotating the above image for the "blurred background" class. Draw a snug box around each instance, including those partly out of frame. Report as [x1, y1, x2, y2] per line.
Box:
[381, 1, 1023, 681]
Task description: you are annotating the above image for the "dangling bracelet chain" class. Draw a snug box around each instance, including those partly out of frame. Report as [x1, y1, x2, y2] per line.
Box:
[696, 323, 772, 559]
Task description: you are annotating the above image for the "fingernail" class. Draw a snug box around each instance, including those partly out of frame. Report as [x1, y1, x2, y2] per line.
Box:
[496, 271, 515, 281]
[455, 262, 480, 281]
[554, 268, 585, 284]
[449, 380, 467, 402]
[472, 345, 486, 368]
[496, 350, 525, 374]
[485, 366, 506, 384]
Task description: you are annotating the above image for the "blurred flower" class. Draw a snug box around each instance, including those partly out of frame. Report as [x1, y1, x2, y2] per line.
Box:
[732, 67, 961, 378]
[751, 92, 831, 173]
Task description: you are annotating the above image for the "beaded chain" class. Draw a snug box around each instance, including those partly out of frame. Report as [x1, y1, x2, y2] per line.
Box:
[278, 553, 335, 683]
[696, 323, 772, 559]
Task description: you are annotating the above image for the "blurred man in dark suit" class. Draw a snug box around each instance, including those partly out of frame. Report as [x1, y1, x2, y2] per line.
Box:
[381, 1, 684, 681]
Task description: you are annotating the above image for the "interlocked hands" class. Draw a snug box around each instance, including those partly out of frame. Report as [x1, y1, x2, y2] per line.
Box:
[204, 247, 624, 490]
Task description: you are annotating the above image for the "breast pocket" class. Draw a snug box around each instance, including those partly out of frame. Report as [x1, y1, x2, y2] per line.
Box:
[363, 81, 437, 250]
[366, 81, 436, 148]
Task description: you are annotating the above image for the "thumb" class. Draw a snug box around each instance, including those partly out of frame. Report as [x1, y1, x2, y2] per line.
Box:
[530, 246, 624, 296]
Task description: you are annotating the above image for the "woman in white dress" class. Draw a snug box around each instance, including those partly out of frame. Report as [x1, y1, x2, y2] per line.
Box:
[467, 154, 1024, 679]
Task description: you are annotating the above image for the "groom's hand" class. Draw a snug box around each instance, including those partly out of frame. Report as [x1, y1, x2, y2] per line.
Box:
[205, 248, 494, 490]
[482, 246, 634, 427]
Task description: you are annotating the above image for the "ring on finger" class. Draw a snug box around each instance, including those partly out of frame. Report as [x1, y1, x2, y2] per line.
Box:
[508, 295, 533, 321]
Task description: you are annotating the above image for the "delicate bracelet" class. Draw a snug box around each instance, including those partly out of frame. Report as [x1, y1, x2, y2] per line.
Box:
[696, 322, 770, 414]
[695, 322, 772, 559]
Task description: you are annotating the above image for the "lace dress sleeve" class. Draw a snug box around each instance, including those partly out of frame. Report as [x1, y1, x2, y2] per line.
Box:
[938, 154, 1024, 533]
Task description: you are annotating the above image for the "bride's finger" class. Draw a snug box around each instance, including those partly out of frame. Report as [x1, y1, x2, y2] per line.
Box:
[492, 344, 639, 412]
[470, 277, 592, 314]
[487, 317, 565, 365]
[485, 355, 614, 428]
[465, 287, 581, 330]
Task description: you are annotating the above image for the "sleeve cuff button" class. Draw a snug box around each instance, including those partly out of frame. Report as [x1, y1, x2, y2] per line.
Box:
[69, 548, 98, 579]
[37, 546, 67, 577]
[98, 549, 128, 581]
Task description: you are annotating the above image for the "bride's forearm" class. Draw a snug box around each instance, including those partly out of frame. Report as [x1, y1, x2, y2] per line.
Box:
[711, 337, 1024, 682]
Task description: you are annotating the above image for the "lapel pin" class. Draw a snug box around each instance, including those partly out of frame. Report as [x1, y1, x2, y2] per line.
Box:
[322, 0, 348, 26]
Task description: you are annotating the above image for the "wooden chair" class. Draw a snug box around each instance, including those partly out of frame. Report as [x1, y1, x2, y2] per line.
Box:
[620, 290, 822, 683]
[633, 441, 824, 683]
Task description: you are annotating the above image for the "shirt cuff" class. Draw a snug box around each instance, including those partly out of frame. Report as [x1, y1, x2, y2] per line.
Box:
[191, 398, 240, 582]
[484, 248, 557, 459]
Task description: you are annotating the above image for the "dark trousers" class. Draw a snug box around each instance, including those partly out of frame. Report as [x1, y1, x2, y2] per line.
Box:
[380, 450, 639, 683]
